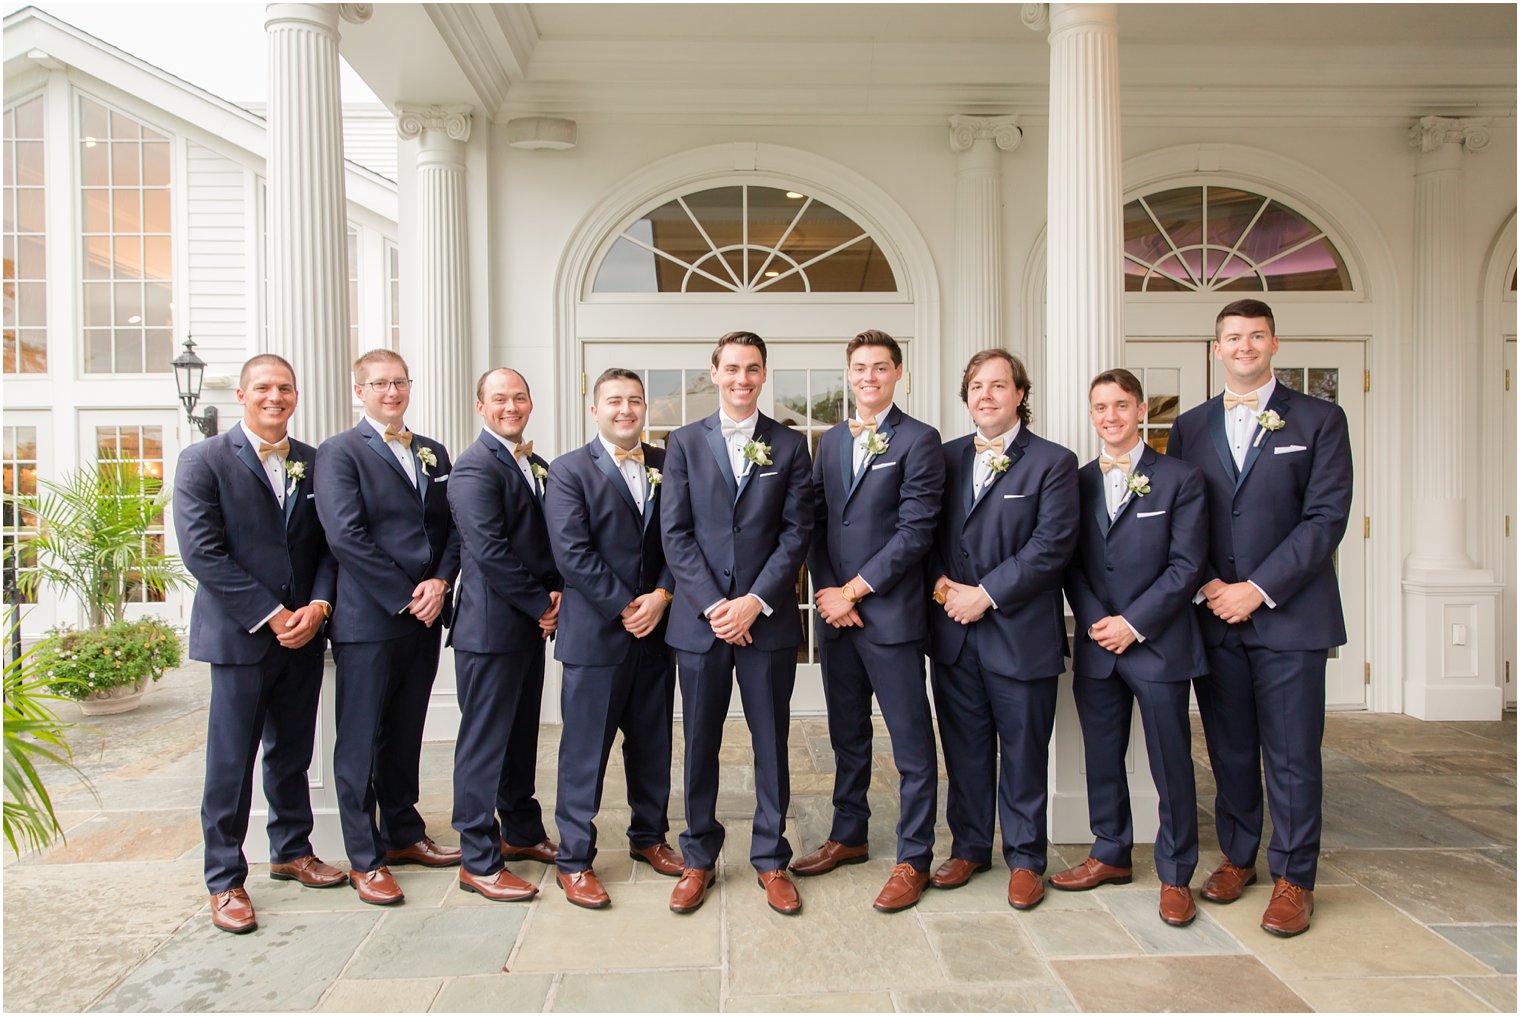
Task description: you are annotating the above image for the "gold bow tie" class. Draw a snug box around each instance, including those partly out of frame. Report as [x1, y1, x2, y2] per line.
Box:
[847, 419, 878, 438]
[382, 426, 413, 448]
[1222, 391, 1259, 411]
[613, 445, 645, 465]
[514, 440, 534, 461]
[1099, 454, 1131, 475]
[257, 438, 291, 461]
[974, 436, 1004, 455]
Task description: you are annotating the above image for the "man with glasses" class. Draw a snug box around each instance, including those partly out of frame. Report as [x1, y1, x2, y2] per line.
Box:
[315, 350, 461, 905]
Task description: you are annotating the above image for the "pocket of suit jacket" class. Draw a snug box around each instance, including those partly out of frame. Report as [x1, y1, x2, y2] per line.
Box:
[870, 461, 897, 471]
[1272, 445, 1308, 455]
[1136, 510, 1167, 518]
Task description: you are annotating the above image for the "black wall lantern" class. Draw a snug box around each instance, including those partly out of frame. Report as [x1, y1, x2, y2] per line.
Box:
[172, 336, 218, 438]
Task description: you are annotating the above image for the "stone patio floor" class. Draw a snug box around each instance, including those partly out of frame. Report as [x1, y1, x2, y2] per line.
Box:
[2, 662, 1515, 1013]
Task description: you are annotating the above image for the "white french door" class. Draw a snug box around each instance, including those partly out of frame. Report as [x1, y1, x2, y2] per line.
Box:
[1503, 338, 1515, 706]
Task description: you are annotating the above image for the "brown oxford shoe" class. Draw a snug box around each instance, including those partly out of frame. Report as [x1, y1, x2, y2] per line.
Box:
[758, 869, 802, 915]
[629, 841, 684, 876]
[1159, 884, 1198, 927]
[669, 867, 716, 913]
[557, 868, 611, 909]
[268, 854, 348, 888]
[1007, 868, 1045, 910]
[874, 863, 931, 913]
[1049, 855, 1134, 892]
[386, 836, 462, 868]
[500, 838, 559, 864]
[459, 866, 539, 902]
[930, 857, 991, 890]
[350, 867, 405, 905]
[209, 887, 257, 934]
[1260, 878, 1314, 937]
[790, 839, 869, 877]
[1201, 859, 1258, 903]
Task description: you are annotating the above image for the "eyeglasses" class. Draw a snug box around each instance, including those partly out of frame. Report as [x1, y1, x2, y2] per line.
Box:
[360, 379, 412, 393]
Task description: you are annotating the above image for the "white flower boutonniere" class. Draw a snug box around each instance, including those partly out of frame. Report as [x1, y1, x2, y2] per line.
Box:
[1253, 409, 1285, 447]
[283, 459, 306, 497]
[863, 431, 890, 457]
[743, 439, 772, 467]
[415, 446, 437, 474]
[646, 467, 662, 488]
[531, 462, 548, 483]
[1125, 473, 1152, 498]
[989, 454, 1011, 475]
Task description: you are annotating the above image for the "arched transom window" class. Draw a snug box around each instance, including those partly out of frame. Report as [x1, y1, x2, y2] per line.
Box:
[1124, 185, 1351, 293]
[593, 185, 898, 294]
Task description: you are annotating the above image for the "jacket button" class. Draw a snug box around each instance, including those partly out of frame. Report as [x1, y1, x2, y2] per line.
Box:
[1227, 556, 1235, 563]
[843, 519, 851, 527]
[1232, 510, 1241, 518]
[723, 568, 731, 576]
[1105, 565, 1114, 572]
[733, 525, 741, 534]
[962, 550, 970, 558]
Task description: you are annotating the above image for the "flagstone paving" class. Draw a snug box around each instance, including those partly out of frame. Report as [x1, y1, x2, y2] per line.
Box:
[3, 663, 1515, 1012]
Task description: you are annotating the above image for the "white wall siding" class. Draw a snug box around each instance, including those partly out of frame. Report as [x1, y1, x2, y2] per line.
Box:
[184, 140, 250, 418]
[341, 104, 397, 182]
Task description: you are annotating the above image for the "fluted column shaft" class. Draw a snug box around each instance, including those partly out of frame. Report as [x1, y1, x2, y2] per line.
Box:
[950, 116, 1020, 378]
[1043, 3, 1123, 461]
[265, 3, 354, 442]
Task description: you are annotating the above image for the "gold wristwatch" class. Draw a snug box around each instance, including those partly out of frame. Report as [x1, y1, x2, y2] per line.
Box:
[655, 587, 674, 603]
[841, 582, 862, 605]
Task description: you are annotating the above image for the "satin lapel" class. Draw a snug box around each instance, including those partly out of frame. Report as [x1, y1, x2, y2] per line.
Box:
[1235, 386, 1289, 494]
[968, 429, 1025, 519]
[735, 416, 770, 502]
[845, 413, 896, 506]
[283, 451, 303, 526]
[413, 446, 430, 503]
[642, 472, 657, 533]
[1108, 444, 1158, 535]
[593, 440, 641, 518]
[838, 424, 854, 503]
[1207, 397, 1237, 487]
[960, 442, 977, 518]
[704, 417, 740, 503]
[1088, 463, 1112, 538]
[232, 430, 276, 498]
[491, 439, 531, 500]
[365, 425, 417, 493]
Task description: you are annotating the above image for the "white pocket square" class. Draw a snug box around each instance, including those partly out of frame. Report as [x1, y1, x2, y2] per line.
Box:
[870, 461, 897, 471]
[1273, 445, 1307, 455]
[1004, 493, 1028, 499]
[758, 470, 778, 478]
[434, 473, 450, 481]
[1136, 509, 1167, 518]
[306, 493, 316, 500]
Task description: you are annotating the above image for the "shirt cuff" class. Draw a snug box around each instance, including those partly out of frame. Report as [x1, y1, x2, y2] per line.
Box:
[702, 598, 724, 618]
[250, 604, 283, 634]
[856, 575, 875, 594]
[1119, 615, 1146, 643]
[978, 584, 998, 611]
[1192, 587, 1207, 605]
[310, 599, 331, 619]
[1247, 580, 1277, 609]
[751, 594, 773, 617]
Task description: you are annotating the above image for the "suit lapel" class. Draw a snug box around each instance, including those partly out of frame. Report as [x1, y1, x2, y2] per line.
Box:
[959, 441, 977, 518]
[413, 445, 431, 503]
[1234, 385, 1289, 495]
[365, 423, 418, 495]
[838, 424, 855, 503]
[1206, 397, 1238, 487]
[282, 450, 303, 526]
[231, 428, 277, 498]
[1107, 444, 1157, 535]
[704, 415, 740, 503]
[735, 415, 771, 502]
[968, 427, 1025, 519]
[845, 410, 896, 506]
[593, 439, 641, 519]
[1087, 463, 1112, 538]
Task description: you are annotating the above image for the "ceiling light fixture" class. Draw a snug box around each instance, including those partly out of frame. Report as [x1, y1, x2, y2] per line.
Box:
[785, 191, 803, 199]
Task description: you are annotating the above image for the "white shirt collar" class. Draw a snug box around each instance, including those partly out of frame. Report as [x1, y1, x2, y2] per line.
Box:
[598, 434, 640, 463]
[854, 402, 896, 429]
[364, 414, 405, 440]
[240, 420, 290, 453]
[484, 427, 522, 457]
[719, 408, 758, 429]
[976, 421, 1021, 452]
[1224, 376, 1276, 408]
[1102, 437, 1146, 474]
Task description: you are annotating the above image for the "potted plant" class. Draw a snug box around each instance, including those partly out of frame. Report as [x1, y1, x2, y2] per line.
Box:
[46, 617, 182, 715]
[3, 624, 95, 854]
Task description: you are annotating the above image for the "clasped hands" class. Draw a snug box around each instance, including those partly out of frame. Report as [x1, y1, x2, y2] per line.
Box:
[269, 604, 326, 649]
[406, 578, 450, 627]
[620, 590, 669, 639]
[1087, 615, 1137, 654]
[814, 581, 863, 629]
[1200, 578, 1264, 625]
[708, 594, 763, 645]
[934, 577, 993, 625]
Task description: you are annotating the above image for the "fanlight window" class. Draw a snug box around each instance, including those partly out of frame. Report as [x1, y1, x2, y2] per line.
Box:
[593, 185, 897, 294]
[1124, 186, 1350, 293]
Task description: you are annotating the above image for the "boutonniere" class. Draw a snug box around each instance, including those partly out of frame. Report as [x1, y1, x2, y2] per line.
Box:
[283, 459, 306, 497]
[1125, 473, 1152, 497]
[863, 431, 890, 457]
[1253, 409, 1285, 447]
[743, 439, 772, 467]
[989, 454, 1011, 474]
[415, 446, 437, 474]
[531, 462, 548, 483]
[646, 467, 662, 488]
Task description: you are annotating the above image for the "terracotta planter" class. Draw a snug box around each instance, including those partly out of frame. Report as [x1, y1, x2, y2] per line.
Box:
[76, 680, 147, 716]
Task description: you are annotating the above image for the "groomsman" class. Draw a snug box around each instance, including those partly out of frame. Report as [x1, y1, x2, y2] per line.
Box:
[175, 354, 343, 934]
[446, 367, 562, 902]
[1167, 299, 1352, 937]
[1054, 368, 1209, 927]
[316, 349, 461, 905]
[545, 368, 683, 909]
[793, 330, 944, 913]
[661, 331, 813, 916]
[927, 349, 1078, 910]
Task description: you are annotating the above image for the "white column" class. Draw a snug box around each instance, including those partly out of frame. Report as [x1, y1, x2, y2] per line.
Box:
[397, 105, 474, 455]
[1402, 115, 1502, 720]
[949, 116, 1020, 377]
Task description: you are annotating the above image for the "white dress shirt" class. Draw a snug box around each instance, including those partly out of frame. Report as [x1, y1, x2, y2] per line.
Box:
[1223, 377, 1276, 472]
[973, 422, 1021, 497]
[485, 429, 538, 493]
[720, 409, 759, 478]
[364, 414, 417, 487]
[850, 402, 896, 476]
[241, 420, 287, 509]
[599, 435, 645, 512]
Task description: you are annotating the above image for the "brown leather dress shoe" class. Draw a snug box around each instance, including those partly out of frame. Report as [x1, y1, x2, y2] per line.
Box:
[790, 839, 869, 876]
[350, 867, 405, 905]
[558, 868, 611, 909]
[758, 869, 802, 915]
[1049, 855, 1134, 892]
[629, 841, 684, 876]
[269, 854, 348, 888]
[1260, 877, 1313, 937]
[459, 867, 539, 902]
[874, 863, 931, 913]
[209, 887, 257, 934]
[1201, 859, 1258, 903]
[385, 836, 462, 868]
[1007, 867, 1045, 910]
[930, 857, 991, 890]
[1159, 884, 1198, 927]
[669, 867, 716, 913]
[500, 838, 559, 864]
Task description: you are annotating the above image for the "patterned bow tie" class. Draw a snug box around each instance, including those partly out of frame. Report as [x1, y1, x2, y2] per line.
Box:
[974, 436, 1004, 455]
[847, 419, 878, 438]
[382, 426, 412, 448]
[613, 445, 644, 465]
[1099, 454, 1131, 475]
[514, 440, 534, 461]
[256, 438, 290, 462]
[1222, 391, 1259, 411]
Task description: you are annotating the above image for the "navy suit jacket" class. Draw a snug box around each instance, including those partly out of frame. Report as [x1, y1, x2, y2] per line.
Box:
[174, 427, 336, 665]
[446, 431, 562, 655]
[545, 439, 674, 666]
[661, 411, 813, 654]
[927, 426, 1079, 680]
[1167, 384, 1352, 651]
[1065, 444, 1209, 683]
[809, 405, 944, 646]
[314, 422, 460, 644]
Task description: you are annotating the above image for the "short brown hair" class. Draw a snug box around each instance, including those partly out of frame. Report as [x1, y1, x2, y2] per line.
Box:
[239, 353, 296, 389]
[959, 348, 1033, 428]
[353, 348, 408, 384]
[475, 367, 532, 402]
[711, 330, 767, 367]
[1215, 299, 1276, 338]
[1088, 368, 1144, 403]
[592, 367, 643, 402]
[845, 329, 902, 367]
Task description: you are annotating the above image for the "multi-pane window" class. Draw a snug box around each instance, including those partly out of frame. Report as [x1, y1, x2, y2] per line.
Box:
[80, 96, 173, 373]
[4, 96, 47, 374]
[1124, 366, 1182, 454]
[2, 426, 39, 603]
[95, 425, 166, 603]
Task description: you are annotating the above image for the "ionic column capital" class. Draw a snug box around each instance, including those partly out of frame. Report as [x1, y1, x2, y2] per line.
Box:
[1407, 115, 1491, 155]
[949, 115, 1022, 154]
[396, 104, 474, 144]
[1021, 3, 1050, 32]
[337, 3, 372, 24]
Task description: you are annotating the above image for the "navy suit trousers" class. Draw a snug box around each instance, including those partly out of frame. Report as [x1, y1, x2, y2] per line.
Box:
[820, 633, 937, 870]
[1072, 672, 1198, 886]
[201, 644, 324, 892]
[452, 644, 549, 876]
[675, 644, 796, 873]
[1194, 627, 1327, 889]
[931, 629, 1058, 872]
[331, 627, 440, 870]
[554, 642, 676, 874]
